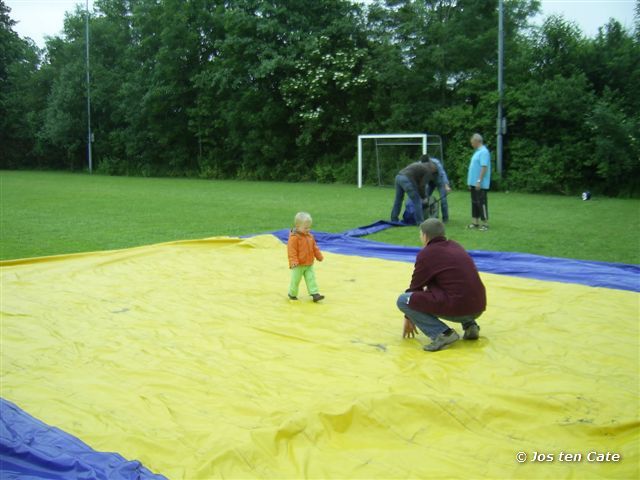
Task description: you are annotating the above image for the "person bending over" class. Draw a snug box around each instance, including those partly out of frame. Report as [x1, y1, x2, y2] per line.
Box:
[390, 161, 437, 224]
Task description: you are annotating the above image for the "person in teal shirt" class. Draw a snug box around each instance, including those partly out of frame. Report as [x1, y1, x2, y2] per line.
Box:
[466, 133, 491, 231]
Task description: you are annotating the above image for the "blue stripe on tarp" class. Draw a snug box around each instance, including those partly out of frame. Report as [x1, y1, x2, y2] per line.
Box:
[0, 398, 167, 480]
[266, 226, 640, 293]
[341, 220, 409, 237]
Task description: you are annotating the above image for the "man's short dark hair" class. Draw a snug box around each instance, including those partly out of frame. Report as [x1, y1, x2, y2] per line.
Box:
[419, 155, 438, 175]
[420, 218, 445, 239]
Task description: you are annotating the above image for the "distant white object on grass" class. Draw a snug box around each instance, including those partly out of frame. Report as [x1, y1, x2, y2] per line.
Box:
[582, 191, 592, 201]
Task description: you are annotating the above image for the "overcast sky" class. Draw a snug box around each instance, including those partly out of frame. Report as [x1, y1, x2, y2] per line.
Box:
[5, 0, 638, 49]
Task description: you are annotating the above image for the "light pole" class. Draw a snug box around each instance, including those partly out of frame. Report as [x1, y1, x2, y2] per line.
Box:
[85, 0, 93, 174]
[497, 0, 504, 176]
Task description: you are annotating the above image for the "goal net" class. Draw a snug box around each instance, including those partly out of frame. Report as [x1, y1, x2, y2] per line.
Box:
[357, 134, 443, 188]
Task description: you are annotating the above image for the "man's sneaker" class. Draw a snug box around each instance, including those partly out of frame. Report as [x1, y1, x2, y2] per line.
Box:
[467, 223, 479, 229]
[463, 324, 480, 340]
[423, 330, 460, 352]
[288, 294, 298, 300]
[479, 224, 489, 231]
[312, 293, 325, 303]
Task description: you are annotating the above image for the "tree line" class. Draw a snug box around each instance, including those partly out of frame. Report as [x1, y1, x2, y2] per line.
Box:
[1, 0, 638, 195]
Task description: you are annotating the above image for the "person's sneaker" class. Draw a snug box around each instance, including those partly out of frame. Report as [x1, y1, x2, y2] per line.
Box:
[467, 223, 479, 229]
[288, 294, 298, 300]
[463, 324, 480, 340]
[312, 293, 325, 303]
[423, 330, 460, 352]
[479, 224, 489, 231]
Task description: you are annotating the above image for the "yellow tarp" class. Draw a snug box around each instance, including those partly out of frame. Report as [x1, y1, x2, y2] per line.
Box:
[1, 235, 638, 479]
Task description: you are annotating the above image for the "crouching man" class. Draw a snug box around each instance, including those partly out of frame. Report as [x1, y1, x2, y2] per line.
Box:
[397, 218, 486, 352]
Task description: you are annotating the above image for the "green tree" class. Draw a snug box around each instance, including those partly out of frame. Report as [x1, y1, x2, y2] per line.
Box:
[507, 74, 596, 193]
[191, 0, 369, 181]
[1, 0, 637, 196]
[0, 1, 43, 168]
[586, 90, 640, 196]
[37, 9, 89, 170]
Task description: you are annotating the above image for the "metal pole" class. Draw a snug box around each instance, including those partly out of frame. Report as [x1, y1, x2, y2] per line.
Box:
[357, 136, 363, 188]
[85, 0, 93, 173]
[497, 0, 504, 176]
[375, 139, 382, 186]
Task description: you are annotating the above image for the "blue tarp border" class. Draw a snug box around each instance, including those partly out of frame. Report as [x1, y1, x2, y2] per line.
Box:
[266, 221, 640, 292]
[0, 398, 166, 480]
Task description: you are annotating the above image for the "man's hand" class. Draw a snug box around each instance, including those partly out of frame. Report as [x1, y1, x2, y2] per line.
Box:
[475, 181, 481, 191]
[445, 184, 452, 193]
[403, 316, 418, 338]
[290, 263, 298, 269]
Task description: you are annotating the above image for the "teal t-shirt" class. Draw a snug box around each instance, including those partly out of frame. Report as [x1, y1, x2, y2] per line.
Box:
[467, 145, 491, 189]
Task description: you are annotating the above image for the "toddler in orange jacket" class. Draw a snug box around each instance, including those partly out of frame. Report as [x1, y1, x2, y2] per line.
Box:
[287, 212, 325, 302]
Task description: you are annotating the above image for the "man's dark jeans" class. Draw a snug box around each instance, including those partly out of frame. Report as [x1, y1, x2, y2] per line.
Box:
[427, 182, 449, 222]
[391, 174, 423, 224]
[397, 292, 480, 339]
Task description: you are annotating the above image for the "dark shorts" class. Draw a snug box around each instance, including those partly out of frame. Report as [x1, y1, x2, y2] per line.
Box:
[469, 188, 489, 221]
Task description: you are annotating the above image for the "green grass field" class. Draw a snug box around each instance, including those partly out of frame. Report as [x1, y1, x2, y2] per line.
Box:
[1, 170, 639, 263]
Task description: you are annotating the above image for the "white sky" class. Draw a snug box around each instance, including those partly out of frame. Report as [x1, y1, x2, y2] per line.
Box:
[5, 0, 638, 49]
[534, 0, 636, 34]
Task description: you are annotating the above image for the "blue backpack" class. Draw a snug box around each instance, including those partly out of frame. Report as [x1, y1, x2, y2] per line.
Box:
[402, 202, 418, 225]
[402, 198, 438, 224]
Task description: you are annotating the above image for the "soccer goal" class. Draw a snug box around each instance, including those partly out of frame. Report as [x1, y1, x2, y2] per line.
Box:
[357, 133, 444, 188]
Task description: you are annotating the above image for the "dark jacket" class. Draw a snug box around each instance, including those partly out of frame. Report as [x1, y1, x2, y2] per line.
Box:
[399, 162, 436, 199]
[407, 236, 486, 316]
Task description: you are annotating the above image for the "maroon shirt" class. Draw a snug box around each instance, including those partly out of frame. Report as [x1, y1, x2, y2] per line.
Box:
[407, 236, 486, 316]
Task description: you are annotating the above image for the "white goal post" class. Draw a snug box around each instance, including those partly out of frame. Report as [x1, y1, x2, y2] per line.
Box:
[357, 133, 427, 188]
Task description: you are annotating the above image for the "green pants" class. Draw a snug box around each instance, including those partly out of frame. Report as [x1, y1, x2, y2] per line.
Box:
[289, 265, 319, 297]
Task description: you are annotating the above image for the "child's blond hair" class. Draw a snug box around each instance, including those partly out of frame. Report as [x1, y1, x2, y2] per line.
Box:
[294, 212, 312, 227]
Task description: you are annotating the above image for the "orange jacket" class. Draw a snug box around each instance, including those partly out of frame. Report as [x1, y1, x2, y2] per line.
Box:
[288, 229, 323, 268]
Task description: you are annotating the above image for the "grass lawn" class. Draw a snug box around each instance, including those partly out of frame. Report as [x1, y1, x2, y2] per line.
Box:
[1, 170, 639, 264]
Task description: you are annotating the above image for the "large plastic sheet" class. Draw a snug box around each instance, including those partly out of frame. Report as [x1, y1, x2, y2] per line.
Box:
[1, 235, 639, 479]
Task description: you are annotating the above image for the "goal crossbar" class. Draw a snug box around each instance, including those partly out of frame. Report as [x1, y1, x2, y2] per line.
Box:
[357, 134, 427, 188]
[372, 142, 424, 146]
